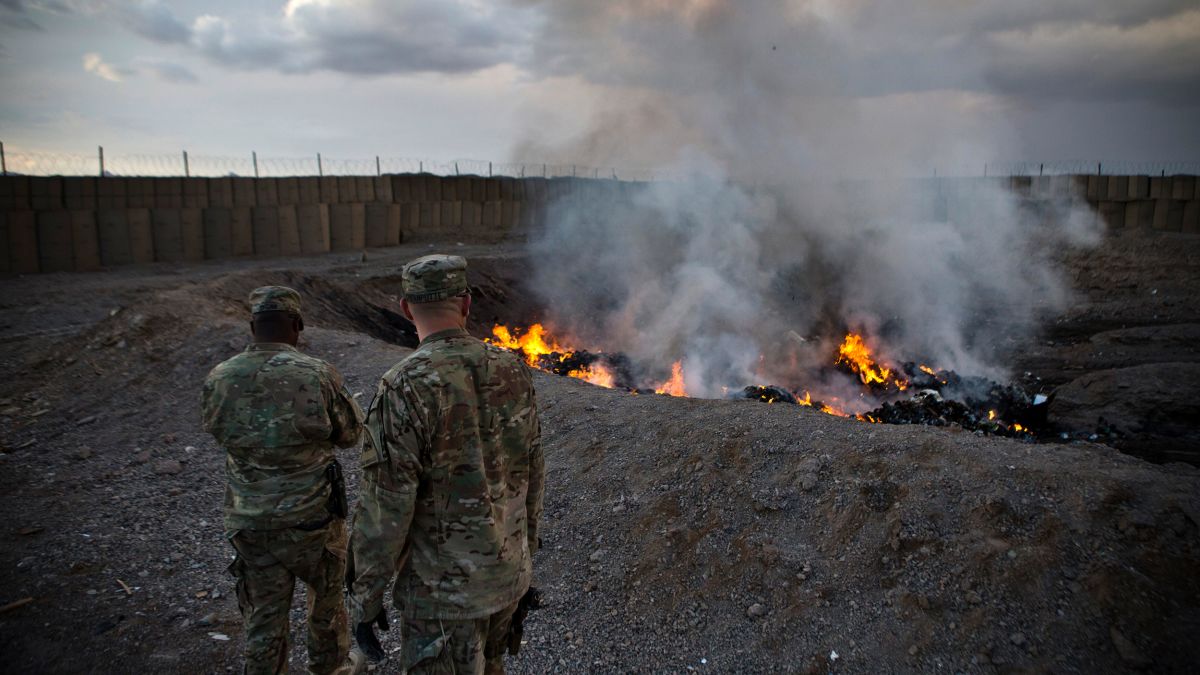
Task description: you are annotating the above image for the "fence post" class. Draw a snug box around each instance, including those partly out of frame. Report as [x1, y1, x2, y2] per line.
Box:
[317, 152, 323, 177]
[376, 155, 381, 176]
[454, 162, 459, 176]
[1039, 163, 1043, 177]
[99, 145, 104, 177]
[489, 161, 492, 177]
[183, 150, 190, 177]
[1, 140, 6, 176]
[572, 165, 576, 177]
[419, 160, 423, 173]
[542, 163, 546, 177]
[1097, 162, 1102, 176]
[252, 151, 259, 178]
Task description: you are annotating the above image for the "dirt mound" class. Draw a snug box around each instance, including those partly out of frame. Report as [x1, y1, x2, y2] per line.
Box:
[513, 376, 1200, 673]
[1049, 363, 1200, 464]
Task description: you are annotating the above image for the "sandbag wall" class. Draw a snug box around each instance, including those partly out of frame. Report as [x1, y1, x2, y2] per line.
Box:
[1, 173, 1197, 275]
[972, 174, 1199, 233]
[0, 173, 579, 274]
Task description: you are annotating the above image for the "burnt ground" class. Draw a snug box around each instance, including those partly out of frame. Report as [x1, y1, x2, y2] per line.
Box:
[0, 232, 1198, 673]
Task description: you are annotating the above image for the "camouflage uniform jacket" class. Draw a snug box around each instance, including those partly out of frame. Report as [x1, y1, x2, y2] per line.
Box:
[351, 327, 543, 622]
[201, 343, 364, 532]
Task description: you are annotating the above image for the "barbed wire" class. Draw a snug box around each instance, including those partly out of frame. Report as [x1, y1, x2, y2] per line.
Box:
[979, 160, 1200, 178]
[0, 147, 1195, 180]
[0, 148, 663, 182]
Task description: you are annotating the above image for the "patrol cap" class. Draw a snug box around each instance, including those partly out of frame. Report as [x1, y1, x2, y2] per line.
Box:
[249, 285, 302, 317]
[402, 254, 468, 303]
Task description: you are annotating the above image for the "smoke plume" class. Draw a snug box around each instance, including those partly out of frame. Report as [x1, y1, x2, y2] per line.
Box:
[515, 1, 1101, 401]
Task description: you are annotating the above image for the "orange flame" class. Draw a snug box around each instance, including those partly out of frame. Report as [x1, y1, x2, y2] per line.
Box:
[487, 323, 568, 367]
[836, 333, 908, 390]
[567, 363, 616, 389]
[488, 323, 617, 389]
[655, 361, 688, 397]
[820, 403, 848, 417]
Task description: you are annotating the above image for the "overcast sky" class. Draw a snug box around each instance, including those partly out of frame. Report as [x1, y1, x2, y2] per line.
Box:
[1, 0, 1197, 173]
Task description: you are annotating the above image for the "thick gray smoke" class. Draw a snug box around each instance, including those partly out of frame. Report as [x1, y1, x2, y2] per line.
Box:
[514, 1, 1101, 403]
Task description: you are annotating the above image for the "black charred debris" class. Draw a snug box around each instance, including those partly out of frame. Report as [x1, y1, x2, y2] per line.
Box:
[732, 363, 1052, 440]
[535, 351, 646, 392]
[510, 347, 1094, 442]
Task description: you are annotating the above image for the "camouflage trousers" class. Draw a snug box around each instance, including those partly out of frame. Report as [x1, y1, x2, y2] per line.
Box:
[400, 600, 520, 675]
[228, 518, 350, 675]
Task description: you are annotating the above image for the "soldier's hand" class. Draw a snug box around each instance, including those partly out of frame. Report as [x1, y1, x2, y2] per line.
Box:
[354, 609, 389, 662]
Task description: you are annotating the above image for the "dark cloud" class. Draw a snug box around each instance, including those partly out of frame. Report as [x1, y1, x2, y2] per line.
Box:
[515, 0, 1200, 107]
[98, 1, 1198, 105]
[114, 0, 535, 76]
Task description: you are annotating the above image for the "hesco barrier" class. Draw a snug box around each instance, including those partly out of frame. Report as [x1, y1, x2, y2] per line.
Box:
[1, 173, 1198, 274]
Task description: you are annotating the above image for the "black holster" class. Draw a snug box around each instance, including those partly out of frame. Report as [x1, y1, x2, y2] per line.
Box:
[326, 460, 348, 519]
[507, 586, 542, 655]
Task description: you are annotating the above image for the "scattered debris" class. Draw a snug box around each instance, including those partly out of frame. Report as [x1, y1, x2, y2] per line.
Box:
[0, 597, 34, 615]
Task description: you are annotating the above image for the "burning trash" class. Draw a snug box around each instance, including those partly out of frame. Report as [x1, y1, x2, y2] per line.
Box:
[486, 323, 1053, 440]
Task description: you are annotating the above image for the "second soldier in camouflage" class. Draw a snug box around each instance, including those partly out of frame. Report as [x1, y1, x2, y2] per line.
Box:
[348, 255, 544, 674]
[201, 286, 365, 675]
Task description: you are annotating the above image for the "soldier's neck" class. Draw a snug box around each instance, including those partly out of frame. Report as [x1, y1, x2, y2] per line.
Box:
[413, 318, 466, 342]
[252, 333, 299, 347]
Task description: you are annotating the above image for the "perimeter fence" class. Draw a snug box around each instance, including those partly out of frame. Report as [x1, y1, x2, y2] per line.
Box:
[0, 146, 659, 181]
[1, 144, 1196, 180]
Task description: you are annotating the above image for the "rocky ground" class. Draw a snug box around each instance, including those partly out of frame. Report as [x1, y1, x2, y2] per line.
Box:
[0, 233, 1198, 673]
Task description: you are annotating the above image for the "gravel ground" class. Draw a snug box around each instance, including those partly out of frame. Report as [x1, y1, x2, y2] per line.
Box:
[1, 234, 1198, 673]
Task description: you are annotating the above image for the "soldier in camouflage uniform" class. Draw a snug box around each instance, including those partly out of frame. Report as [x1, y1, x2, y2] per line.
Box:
[201, 286, 365, 675]
[348, 255, 544, 674]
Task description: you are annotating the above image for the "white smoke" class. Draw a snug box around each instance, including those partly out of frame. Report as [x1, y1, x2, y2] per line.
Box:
[515, 1, 1102, 399]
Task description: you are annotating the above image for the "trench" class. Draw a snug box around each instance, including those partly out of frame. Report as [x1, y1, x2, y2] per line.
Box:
[308, 254, 1198, 467]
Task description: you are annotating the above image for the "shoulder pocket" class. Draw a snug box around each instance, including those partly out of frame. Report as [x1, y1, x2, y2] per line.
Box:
[359, 437, 382, 469]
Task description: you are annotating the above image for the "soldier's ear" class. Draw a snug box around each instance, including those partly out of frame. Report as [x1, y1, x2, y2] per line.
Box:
[400, 298, 415, 321]
[460, 294, 472, 318]
[295, 316, 305, 332]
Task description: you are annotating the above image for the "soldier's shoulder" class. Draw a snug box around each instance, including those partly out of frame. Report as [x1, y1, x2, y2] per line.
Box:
[481, 338, 519, 362]
[290, 353, 353, 391]
[384, 346, 441, 387]
[205, 351, 255, 382]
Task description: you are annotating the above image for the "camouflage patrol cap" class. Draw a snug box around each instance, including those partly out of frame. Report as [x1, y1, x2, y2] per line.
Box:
[248, 285, 302, 317]
[402, 254, 468, 303]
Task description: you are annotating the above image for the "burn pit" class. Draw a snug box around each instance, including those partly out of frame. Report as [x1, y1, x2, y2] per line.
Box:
[351, 256, 1125, 449]
[483, 322, 1098, 443]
